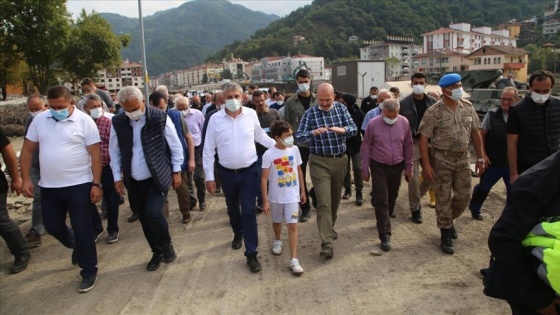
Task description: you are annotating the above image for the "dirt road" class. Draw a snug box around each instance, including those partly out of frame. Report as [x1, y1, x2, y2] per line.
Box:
[0, 138, 510, 314]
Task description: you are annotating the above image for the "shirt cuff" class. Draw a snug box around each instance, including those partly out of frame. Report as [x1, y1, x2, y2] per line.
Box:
[113, 172, 122, 182]
[172, 165, 182, 173]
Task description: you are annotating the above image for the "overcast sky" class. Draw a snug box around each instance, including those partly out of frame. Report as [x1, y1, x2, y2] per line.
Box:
[66, 0, 313, 19]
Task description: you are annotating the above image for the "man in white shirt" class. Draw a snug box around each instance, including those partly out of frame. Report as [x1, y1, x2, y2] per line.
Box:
[203, 82, 276, 273]
[20, 86, 103, 293]
[109, 86, 184, 272]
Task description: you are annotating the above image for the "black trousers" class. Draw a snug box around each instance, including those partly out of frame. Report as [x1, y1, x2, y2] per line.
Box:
[370, 160, 404, 239]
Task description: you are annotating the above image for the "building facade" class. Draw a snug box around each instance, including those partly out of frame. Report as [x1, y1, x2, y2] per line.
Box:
[360, 36, 421, 80]
[250, 55, 325, 82]
[465, 45, 528, 81]
[97, 60, 144, 93]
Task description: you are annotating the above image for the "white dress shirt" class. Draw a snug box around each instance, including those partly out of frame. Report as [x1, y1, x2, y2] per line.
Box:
[184, 108, 205, 147]
[109, 113, 184, 182]
[203, 107, 276, 181]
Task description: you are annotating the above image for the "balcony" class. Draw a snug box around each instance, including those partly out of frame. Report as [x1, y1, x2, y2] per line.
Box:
[504, 62, 525, 69]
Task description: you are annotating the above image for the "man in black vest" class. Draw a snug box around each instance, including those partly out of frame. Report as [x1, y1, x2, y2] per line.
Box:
[507, 70, 560, 184]
[109, 86, 185, 272]
[469, 87, 518, 220]
[360, 86, 378, 114]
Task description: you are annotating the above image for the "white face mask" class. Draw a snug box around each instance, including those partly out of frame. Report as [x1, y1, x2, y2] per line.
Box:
[531, 92, 549, 104]
[298, 83, 310, 93]
[281, 136, 294, 147]
[225, 99, 242, 112]
[276, 100, 284, 106]
[383, 116, 398, 125]
[89, 107, 103, 119]
[449, 87, 463, 101]
[412, 84, 425, 95]
[125, 107, 144, 121]
[248, 94, 253, 101]
[180, 109, 189, 117]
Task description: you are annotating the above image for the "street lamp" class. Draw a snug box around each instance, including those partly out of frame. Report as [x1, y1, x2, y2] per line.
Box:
[358, 71, 367, 98]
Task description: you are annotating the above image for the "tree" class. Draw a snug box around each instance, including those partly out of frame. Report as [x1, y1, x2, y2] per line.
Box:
[384, 56, 400, 80]
[221, 68, 233, 80]
[61, 9, 131, 89]
[3, 0, 71, 94]
[202, 73, 208, 84]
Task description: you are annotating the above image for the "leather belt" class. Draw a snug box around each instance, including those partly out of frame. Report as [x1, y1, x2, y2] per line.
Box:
[313, 153, 345, 159]
[219, 162, 256, 173]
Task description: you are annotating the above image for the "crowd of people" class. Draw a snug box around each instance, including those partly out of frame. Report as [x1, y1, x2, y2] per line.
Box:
[1, 69, 560, 313]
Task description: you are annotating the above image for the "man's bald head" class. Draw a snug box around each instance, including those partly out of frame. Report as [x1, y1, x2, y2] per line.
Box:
[316, 83, 335, 111]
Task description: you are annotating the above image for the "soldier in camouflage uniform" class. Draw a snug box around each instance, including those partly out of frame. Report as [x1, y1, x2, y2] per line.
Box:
[418, 73, 486, 254]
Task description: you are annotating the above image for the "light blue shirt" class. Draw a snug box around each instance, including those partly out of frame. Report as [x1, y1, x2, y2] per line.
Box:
[362, 107, 382, 131]
[109, 114, 184, 182]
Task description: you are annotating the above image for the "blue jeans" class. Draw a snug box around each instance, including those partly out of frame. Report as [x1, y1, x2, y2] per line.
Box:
[41, 183, 98, 278]
[29, 166, 45, 235]
[219, 163, 259, 256]
[128, 178, 170, 254]
[469, 165, 511, 214]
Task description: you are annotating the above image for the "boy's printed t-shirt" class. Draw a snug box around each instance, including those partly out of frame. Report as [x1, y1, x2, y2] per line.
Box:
[262, 146, 303, 204]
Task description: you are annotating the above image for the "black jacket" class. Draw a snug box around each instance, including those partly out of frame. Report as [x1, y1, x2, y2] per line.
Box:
[487, 151, 560, 310]
[345, 104, 364, 155]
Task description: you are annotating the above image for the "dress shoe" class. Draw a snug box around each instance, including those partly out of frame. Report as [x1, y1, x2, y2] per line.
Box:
[380, 237, 392, 252]
[299, 212, 310, 223]
[342, 190, 352, 199]
[182, 214, 192, 225]
[246, 254, 262, 273]
[162, 243, 177, 263]
[333, 229, 339, 240]
[25, 233, 42, 249]
[147, 253, 163, 271]
[232, 233, 243, 250]
[320, 246, 334, 259]
[355, 191, 364, 206]
[411, 210, 423, 224]
[472, 213, 484, 221]
[128, 213, 139, 223]
[199, 202, 206, 211]
[10, 252, 30, 274]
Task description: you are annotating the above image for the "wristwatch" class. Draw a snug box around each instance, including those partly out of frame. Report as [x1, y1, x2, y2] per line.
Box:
[92, 182, 102, 188]
[476, 158, 485, 163]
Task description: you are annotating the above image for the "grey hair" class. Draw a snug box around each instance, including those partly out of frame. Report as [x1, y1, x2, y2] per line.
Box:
[380, 99, 400, 111]
[26, 94, 46, 106]
[377, 89, 393, 99]
[117, 86, 144, 104]
[84, 93, 102, 104]
[174, 96, 189, 108]
[155, 85, 169, 99]
[502, 86, 519, 97]
[222, 82, 243, 94]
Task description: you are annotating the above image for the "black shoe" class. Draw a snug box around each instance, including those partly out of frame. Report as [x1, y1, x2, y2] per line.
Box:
[10, 252, 30, 274]
[232, 233, 243, 250]
[71, 248, 78, 266]
[25, 233, 42, 249]
[147, 253, 163, 271]
[128, 213, 139, 223]
[472, 213, 484, 221]
[299, 211, 310, 223]
[355, 191, 364, 206]
[246, 254, 262, 273]
[320, 246, 334, 259]
[440, 229, 454, 255]
[190, 198, 198, 210]
[162, 243, 177, 263]
[79, 275, 98, 293]
[200, 202, 206, 211]
[380, 237, 392, 252]
[106, 232, 119, 244]
[342, 190, 352, 200]
[333, 229, 339, 240]
[450, 221, 458, 240]
[411, 210, 423, 224]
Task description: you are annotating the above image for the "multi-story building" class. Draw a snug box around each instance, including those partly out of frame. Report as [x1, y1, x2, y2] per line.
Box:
[97, 59, 144, 93]
[251, 55, 326, 82]
[360, 36, 421, 80]
[421, 23, 517, 55]
[179, 63, 223, 87]
[465, 45, 528, 81]
[495, 22, 521, 38]
[413, 49, 467, 74]
[222, 55, 249, 79]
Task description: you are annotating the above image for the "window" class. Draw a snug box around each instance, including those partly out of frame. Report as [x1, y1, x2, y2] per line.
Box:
[498, 57, 501, 63]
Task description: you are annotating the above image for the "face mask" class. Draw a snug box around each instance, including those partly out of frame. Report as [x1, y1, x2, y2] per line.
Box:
[30, 111, 40, 117]
[281, 136, 294, 147]
[383, 116, 398, 125]
[531, 92, 549, 104]
[180, 110, 189, 117]
[412, 85, 425, 95]
[89, 107, 103, 119]
[248, 95, 253, 101]
[125, 108, 144, 121]
[276, 100, 284, 106]
[298, 83, 310, 93]
[50, 108, 69, 121]
[449, 88, 463, 101]
[225, 99, 242, 112]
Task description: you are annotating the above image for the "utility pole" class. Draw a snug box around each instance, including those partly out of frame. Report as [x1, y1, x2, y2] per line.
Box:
[138, 0, 149, 97]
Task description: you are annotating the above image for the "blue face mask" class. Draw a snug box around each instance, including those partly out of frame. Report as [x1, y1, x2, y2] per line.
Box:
[50, 108, 69, 120]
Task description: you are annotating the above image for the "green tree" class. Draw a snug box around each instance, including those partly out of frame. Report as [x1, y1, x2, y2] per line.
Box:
[202, 73, 208, 84]
[221, 68, 233, 80]
[61, 9, 131, 90]
[2, 0, 71, 94]
[384, 56, 400, 80]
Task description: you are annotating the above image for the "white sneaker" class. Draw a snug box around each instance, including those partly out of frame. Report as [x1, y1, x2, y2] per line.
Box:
[290, 258, 304, 275]
[272, 240, 282, 255]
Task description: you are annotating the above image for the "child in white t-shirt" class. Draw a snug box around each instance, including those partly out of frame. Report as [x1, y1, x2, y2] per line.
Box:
[261, 121, 306, 275]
